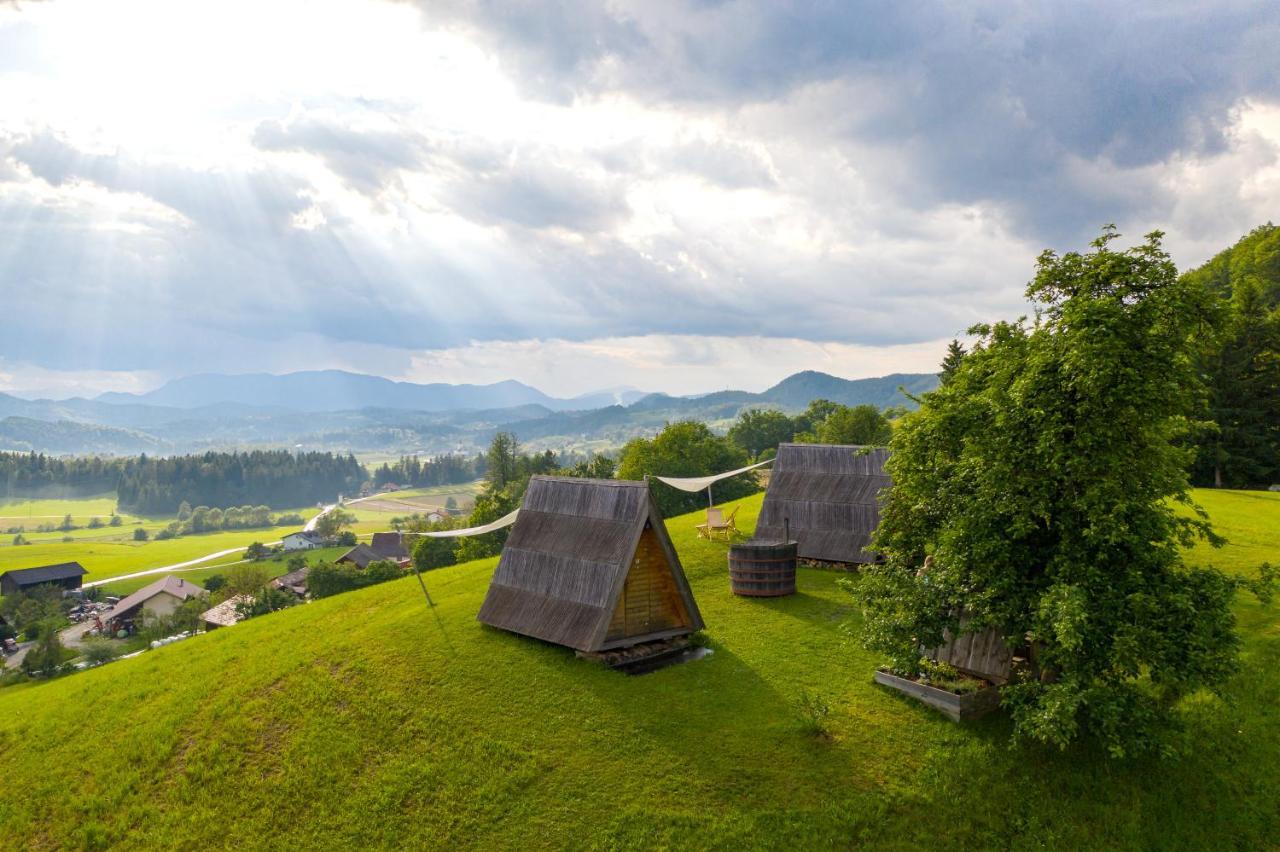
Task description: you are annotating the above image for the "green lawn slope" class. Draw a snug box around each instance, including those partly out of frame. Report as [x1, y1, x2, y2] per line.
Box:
[1, 492, 1277, 849]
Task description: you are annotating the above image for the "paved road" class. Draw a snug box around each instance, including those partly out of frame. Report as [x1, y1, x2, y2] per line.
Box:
[2, 640, 32, 670]
[81, 494, 377, 589]
[83, 549, 270, 588]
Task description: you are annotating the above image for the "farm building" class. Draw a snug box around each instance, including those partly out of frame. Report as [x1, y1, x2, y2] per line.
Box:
[477, 476, 704, 652]
[336, 543, 382, 569]
[281, 531, 324, 551]
[105, 576, 205, 632]
[271, 566, 310, 598]
[0, 562, 88, 596]
[370, 532, 412, 565]
[200, 595, 251, 630]
[755, 443, 892, 564]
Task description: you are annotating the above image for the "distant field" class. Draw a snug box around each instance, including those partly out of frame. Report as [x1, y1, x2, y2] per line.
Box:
[1185, 488, 1280, 578]
[0, 488, 1275, 848]
[347, 482, 482, 521]
[0, 501, 324, 585]
[0, 494, 123, 520]
[97, 546, 351, 597]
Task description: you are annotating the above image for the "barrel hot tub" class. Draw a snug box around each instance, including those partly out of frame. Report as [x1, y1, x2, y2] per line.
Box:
[729, 539, 798, 597]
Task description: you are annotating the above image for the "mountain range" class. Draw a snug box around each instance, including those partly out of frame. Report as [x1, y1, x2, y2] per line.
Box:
[0, 369, 938, 456]
[96, 370, 649, 413]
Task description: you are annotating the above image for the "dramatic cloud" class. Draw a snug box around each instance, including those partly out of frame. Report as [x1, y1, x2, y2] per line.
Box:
[0, 0, 1277, 397]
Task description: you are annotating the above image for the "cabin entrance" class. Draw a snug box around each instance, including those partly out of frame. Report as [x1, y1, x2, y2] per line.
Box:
[605, 526, 691, 643]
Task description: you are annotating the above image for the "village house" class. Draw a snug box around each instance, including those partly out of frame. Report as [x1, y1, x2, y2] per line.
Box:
[104, 576, 206, 633]
[281, 530, 324, 551]
[0, 562, 88, 597]
[370, 532, 413, 566]
[270, 566, 310, 598]
[336, 543, 382, 569]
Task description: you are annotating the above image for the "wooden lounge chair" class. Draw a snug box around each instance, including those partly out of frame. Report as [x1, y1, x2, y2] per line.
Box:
[696, 507, 724, 540]
[697, 506, 740, 541]
[713, 505, 740, 540]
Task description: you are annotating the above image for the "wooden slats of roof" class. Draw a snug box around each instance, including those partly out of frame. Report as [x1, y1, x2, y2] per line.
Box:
[756, 443, 891, 564]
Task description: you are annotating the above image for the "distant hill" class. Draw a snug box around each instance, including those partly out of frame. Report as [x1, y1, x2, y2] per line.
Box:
[759, 370, 938, 409]
[0, 416, 170, 455]
[2, 370, 938, 455]
[96, 370, 574, 413]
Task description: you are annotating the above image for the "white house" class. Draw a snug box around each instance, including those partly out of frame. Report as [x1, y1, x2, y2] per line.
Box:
[105, 575, 206, 631]
[281, 531, 324, 551]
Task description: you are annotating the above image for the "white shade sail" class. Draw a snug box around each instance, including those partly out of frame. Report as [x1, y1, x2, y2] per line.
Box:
[651, 458, 774, 493]
[420, 508, 520, 538]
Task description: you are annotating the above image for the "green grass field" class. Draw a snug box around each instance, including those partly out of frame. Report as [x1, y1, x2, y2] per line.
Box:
[0, 490, 1276, 848]
[94, 546, 353, 597]
[0, 503, 323, 585]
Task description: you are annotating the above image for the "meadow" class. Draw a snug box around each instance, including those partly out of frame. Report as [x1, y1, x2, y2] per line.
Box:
[0, 489, 1275, 848]
[0, 496, 323, 585]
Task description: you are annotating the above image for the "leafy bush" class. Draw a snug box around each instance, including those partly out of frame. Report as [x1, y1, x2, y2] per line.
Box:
[133, 527, 149, 541]
[308, 559, 404, 599]
[307, 562, 365, 598]
[81, 638, 120, 666]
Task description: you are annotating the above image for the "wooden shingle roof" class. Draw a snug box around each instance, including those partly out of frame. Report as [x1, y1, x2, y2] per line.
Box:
[0, 562, 87, 586]
[755, 443, 891, 564]
[336, 543, 381, 569]
[477, 476, 703, 652]
[370, 532, 409, 560]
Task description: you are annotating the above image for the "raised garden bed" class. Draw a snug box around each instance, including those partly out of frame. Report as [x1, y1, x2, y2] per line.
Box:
[873, 668, 1002, 722]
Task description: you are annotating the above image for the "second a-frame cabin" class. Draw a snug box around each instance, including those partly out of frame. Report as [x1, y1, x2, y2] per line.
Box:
[755, 442, 892, 565]
[477, 476, 704, 652]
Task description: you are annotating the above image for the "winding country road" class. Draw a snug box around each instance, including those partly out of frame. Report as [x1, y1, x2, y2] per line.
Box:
[82, 494, 376, 589]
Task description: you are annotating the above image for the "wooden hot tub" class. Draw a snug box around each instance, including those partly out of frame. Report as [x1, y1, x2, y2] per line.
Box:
[728, 539, 798, 597]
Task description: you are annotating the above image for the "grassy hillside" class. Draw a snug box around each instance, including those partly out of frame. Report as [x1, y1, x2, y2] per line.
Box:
[0, 491, 1276, 849]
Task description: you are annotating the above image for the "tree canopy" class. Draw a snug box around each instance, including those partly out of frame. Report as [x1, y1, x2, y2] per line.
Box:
[619, 420, 756, 516]
[1182, 223, 1280, 489]
[853, 228, 1273, 756]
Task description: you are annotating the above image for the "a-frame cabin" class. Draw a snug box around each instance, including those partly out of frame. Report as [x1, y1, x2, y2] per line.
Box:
[477, 476, 704, 652]
[756, 443, 891, 565]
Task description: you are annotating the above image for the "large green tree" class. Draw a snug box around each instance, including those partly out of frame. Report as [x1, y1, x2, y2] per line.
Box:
[727, 408, 796, 459]
[618, 420, 755, 516]
[854, 228, 1273, 756]
[812, 404, 892, 446]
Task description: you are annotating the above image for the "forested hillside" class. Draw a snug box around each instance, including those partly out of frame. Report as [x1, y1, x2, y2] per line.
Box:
[115, 451, 366, 514]
[0, 450, 366, 513]
[1184, 224, 1280, 488]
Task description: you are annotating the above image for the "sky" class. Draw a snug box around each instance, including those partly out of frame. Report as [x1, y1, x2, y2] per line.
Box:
[1, 0, 1278, 400]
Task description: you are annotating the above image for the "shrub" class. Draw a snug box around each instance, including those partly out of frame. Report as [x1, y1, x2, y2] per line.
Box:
[133, 527, 149, 541]
[307, 562, 364, 598]
[88, 516, 104, 529]
[795, 690, 831, 738]
[81, 638, 120, 666]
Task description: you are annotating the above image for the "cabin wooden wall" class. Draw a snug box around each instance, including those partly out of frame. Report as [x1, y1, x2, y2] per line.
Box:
[929, 621, 1014, 684]
[606, 528, 691, 642]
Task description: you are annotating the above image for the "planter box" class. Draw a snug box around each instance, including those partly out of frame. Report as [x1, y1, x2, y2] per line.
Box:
[873, 669, 1002, 722]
